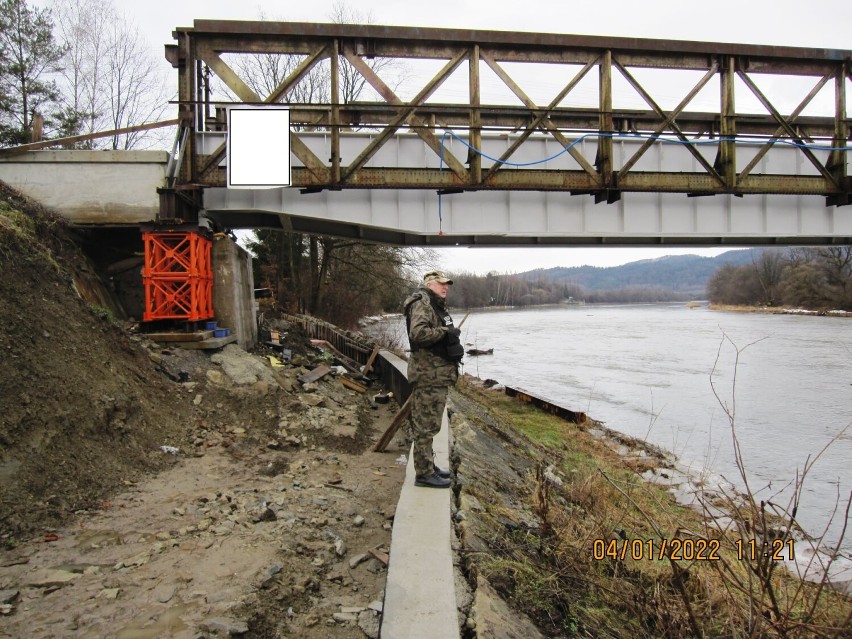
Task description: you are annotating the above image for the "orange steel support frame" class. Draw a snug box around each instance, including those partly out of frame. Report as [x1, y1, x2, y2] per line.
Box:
[142, 231, 213, 322]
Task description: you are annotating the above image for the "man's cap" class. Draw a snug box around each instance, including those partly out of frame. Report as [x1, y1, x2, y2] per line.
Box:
[423, 270, 453, 285]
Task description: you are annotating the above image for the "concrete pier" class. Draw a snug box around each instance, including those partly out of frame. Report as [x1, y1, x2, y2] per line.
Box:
[211, 235, 257, 349]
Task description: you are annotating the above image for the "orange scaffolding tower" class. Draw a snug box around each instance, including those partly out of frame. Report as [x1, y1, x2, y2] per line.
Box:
[142, 230, 213, 322]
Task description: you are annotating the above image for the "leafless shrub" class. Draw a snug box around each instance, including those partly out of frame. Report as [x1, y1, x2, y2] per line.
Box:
[699, 333, 852, 637]
[593, 332, 852, 637]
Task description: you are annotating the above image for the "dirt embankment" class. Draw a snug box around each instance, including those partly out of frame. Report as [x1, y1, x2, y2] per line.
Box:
[0, 184, 408, 638]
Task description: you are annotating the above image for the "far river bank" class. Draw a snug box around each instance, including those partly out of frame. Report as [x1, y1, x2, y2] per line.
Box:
[708, 303, 852, 317]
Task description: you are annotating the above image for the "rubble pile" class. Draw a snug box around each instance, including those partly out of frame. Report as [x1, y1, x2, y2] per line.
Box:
[1, 316, 407, 638]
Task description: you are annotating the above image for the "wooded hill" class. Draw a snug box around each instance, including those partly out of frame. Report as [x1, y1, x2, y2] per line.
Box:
[446, 250, 761, 307]
[446, 247, 851, 310]
[530, 250, 759, 297]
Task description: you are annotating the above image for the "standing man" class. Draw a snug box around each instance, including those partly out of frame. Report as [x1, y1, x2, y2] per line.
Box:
[402, 271, 465, 488]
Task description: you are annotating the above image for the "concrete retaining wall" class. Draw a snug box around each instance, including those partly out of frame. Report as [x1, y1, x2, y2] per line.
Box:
[0, 150, 167, 225]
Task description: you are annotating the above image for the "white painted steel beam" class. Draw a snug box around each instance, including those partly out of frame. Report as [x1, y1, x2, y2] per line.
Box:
[203, 133, 852, 246]
[204, 186, 852, 247]
[196, 130, 851, 179]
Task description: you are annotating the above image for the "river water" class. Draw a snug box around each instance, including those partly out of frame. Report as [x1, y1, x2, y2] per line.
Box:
[371, 303, 852, 570]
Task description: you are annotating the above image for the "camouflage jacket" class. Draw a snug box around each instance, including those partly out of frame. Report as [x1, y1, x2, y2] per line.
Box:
[403, 287, 460, 387]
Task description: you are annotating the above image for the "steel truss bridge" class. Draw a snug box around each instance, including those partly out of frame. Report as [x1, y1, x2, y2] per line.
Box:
[160, 22, 849, 245]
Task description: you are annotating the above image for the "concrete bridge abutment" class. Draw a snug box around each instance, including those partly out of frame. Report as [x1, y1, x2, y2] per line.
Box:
[211, 235, 257, 350]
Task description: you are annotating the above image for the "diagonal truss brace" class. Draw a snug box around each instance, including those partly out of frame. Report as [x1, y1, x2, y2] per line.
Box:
[169, 21, 850, 203]
[197, 46, 330, 181]
[617, 62, 719, 180]
[614, 58, 725, 187]
[341, 49, 469, 183]
[737, 69, 839, 188]
[738, 72, 832, 180]
[481, 53, 599, 181]
[480, 56, 599, 184]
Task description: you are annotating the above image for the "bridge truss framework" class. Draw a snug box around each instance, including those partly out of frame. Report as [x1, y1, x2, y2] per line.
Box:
[162, 21, 851, 243]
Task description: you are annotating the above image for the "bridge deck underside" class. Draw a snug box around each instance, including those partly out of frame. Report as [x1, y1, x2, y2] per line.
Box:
[203, 191, 852, 247]
[203, 134, 852, 247]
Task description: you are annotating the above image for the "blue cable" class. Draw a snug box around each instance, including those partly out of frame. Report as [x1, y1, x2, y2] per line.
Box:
[441, 129, 850, 168]
[436, 130, 851, 232]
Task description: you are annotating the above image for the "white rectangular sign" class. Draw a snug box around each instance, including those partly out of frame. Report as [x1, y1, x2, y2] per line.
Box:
[226, 107, 291, 188]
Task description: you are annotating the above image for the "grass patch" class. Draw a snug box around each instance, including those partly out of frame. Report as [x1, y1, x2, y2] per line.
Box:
[0, 195, 64, 273]
[88, 304, 118, 325]
[0, 204, 37, 245]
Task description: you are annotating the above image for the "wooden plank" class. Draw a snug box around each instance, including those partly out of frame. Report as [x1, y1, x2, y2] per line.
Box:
[361, 345, 381, 375]
[369, 547, 389, 567]
[149, 330, 214, 342]
[339, 376, 368, 393]
[172, 334, 238, 350]
[504, 385, 586, 424]
[297, 364, 331, 384]
[373, 396, 412, 452]
[310, 339, 364, 376]
[0, 119, 179, 156]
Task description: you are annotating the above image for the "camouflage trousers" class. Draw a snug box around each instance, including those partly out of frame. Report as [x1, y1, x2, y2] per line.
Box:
[406, 382, 450, 477]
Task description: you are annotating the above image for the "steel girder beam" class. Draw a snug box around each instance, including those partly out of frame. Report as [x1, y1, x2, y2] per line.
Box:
[205, 106, 842, 138]
[194, 166, 840, 195]
[166, 21, 852, 205]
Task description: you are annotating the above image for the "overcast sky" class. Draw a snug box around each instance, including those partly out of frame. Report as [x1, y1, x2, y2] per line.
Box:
[74, 0, 852, 273]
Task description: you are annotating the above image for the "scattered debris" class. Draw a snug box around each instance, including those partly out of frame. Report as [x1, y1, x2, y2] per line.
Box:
[0, 184, 409, 638]
[266, 355, 285, 368]
[372, 391, 393, 404]
[368, 547, 389, 567]
[324, 482, 354, 492]
[340, 376, 368, 393]
[361, 345, 382, 375]
[297, 364, 331, 384]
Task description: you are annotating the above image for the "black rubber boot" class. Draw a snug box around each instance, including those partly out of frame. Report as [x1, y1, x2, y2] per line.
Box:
[433, 464, 451, 479]
[414, 473, 451, 488]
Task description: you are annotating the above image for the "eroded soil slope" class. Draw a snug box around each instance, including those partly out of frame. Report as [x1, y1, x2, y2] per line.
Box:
[0, 183, 407, 638]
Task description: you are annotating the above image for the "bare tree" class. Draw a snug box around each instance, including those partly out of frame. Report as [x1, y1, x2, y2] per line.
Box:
[708, 262, 768, 306]
[232, 4, 419, 321]
[224, 3, 404, 108]
[102, 14, 170, 149]
[52, 0, 110, 143]
[814, 246, 852, 308]
[753, 249, 785, 306]
[51, 0, 171, 149]
[327, 0, 406, 103]
[214, 8, 329, 108]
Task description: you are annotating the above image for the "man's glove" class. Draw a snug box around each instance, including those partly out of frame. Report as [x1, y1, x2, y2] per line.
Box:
[447, 326, 461, 337]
